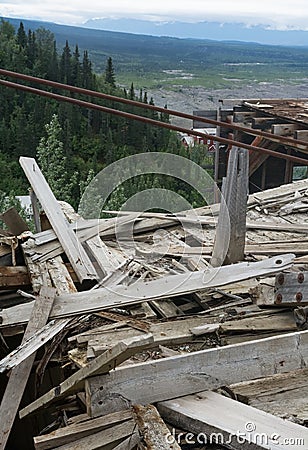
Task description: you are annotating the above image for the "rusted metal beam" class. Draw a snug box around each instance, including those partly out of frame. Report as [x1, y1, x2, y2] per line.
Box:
[0, 78, 307, 165]
[0, 69, 307, 151]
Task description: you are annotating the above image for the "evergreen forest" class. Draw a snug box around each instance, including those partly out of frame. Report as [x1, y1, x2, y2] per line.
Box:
[0, 19, 212, 217]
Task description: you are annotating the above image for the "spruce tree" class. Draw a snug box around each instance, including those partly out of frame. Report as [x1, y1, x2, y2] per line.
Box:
[104, 57, 116, 87]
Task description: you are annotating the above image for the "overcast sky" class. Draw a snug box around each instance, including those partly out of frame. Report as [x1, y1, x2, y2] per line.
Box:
[0, 0, 307, 30]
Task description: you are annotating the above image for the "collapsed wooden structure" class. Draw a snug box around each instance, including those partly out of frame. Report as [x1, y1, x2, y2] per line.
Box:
[194, 98, 308, 193]
[0, 155, 308, 449]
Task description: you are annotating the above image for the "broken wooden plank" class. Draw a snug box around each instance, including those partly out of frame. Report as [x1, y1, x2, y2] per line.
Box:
[52, 420, 136, 450]
[157, 390, 307, 450]
[33, 410, 133, 450]
[219, 310, 297, 334]
[0, 206, 29, 235]
[19, 333, 153, 419]
[0, 318, 70, 373]
[211, 146, 248, 266]
[19, 157, 97, 283]
[84, 330, 308, 418]
[0, 286, 56, 450]
[0, 254, 295, 327]
[69, 315, 218, 359]
[229, 368, 308, 422]
[133, 404, 181, 450]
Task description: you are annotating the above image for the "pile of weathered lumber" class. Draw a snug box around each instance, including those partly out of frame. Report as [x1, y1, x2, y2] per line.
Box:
[0, 155, 307, 449]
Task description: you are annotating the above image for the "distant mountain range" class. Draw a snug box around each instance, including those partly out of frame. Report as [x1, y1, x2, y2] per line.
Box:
[2, 16, 308, 47]
[83, 18, 308, 46]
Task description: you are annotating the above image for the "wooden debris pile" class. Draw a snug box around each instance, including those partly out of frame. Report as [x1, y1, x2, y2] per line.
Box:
[0, 155, 308, 449]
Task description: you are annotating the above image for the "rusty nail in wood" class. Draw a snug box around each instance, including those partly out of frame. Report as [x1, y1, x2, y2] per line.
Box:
[298, 273, 304, 284]
[275, 293, 283, 304]
[296, 292, 303, 303]
[277, 274, 284, 285]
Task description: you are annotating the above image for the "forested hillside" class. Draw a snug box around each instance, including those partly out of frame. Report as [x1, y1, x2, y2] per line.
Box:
[0, 19, 209, 213]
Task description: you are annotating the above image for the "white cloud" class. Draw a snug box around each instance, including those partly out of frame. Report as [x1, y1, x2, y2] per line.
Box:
[0, 0, 308, 29]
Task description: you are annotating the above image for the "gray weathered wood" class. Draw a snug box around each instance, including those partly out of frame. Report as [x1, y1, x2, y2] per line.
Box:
[53, 420, 136, 450]
[33, 410, 133, 450]
[112, 433, 139, 450]
[0, 254, 295, 327]
[84, 330, 308, 417]
[0, 318, 69, 373]
[274, 271, 308, 305]
[158, 391, 308, 450]
[211, 146, 248, 266]
[0, 287, 56, 450]
[19, 333, 153, 419]
[229, 368, 308, 421]
[19, 157, 97, 282]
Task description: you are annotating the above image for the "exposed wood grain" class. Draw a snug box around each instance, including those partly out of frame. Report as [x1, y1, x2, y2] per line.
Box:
[84, 330, 308, 418]
[229, 368, 308, 421]
[158, 391, 307, 450]
[53, 420, 136, 450]
[0, 254, 295, 327]
[0, 287, 55, 450]
[19, 334, 153, 419]
[133, 404, 181, 450]
[33, 410, 133, 450]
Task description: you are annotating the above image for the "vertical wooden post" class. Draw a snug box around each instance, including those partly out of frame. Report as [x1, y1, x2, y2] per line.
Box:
[211, 146, 249, 267]
[30, 189, 41, 233]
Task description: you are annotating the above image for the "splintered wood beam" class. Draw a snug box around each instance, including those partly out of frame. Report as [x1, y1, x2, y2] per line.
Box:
[19, 157, 98, 283]
[0, 286, 56, 450]
[211, 146, 248, 267]
[157, 391, 308, 450]
[0, 318, 70, 373]
[83, 330, 308, 418]
[0, 254, 295, 327]
[19, 333, 153, 419]
[133, 404, 181, 450]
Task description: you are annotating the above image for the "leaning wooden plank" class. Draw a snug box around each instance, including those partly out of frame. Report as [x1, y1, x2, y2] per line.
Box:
[33, 410, 133, 450]
[0, 318, 69, 373]
[0, 254, 295, 327]
[157, 391, 307, 450]
[0, 286, 56, 450]
[133, 404, 181, 450]
[53, 420, 136, 450]
[19, 156, 97, 283]
[83, 330, 308, 418]
[19, 333, 153, 419]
